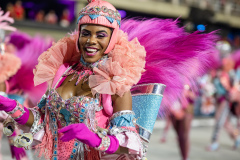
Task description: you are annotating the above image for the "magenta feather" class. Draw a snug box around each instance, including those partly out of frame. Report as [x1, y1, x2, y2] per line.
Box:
[8, 32, 53, 105]
[121, 18, 218, 114]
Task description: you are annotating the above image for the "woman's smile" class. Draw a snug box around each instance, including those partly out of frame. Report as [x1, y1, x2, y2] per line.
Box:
[78, 24, 112, 63]
[85, 47, 99, 56]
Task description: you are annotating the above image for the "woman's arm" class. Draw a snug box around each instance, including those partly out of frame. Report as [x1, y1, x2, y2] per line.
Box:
[0, 82, 6, 92]
[111, 91, 133, 154]
[112, 91, 132, 113]
[25, 89, 49, 127]
[25, 110, 34, 127]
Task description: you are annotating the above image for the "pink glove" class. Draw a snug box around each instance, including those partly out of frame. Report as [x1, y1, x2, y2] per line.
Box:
[0, 95, 29, 125]
[59, 123, 119, 153]
[0, 95, 17, 112]
[9, 131, 27, 160]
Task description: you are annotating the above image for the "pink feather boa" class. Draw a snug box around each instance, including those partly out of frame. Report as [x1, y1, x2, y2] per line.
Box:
[34, 30, 146, 97]
[0, 53, 21, 83]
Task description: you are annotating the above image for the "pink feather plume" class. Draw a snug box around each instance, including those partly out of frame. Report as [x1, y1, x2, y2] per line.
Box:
[121, 18, 218, 115]
[8, 32, 53, 105]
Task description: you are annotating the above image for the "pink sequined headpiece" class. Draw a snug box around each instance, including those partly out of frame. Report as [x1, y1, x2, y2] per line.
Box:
[76, 0, 121, 53]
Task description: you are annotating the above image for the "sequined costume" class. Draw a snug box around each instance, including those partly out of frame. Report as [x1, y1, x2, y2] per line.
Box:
[2, 1, 218, 159]
[29, 53, 145, 160]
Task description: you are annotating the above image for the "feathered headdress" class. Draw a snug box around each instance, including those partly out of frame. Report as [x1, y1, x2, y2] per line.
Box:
[0, 8, 20, 84]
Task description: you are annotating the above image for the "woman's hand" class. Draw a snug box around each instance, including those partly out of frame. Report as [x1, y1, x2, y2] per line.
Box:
[59, 123, 120, 153]
[59, 123, 101, 148]
[0, 95, 33, 126]
[0, 95, 17, 112]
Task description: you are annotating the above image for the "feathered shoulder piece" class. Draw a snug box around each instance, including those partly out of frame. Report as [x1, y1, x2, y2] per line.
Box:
[89, 30, 146, 97]
[34, 30, 146, 97]
[33, 33, 80, 86]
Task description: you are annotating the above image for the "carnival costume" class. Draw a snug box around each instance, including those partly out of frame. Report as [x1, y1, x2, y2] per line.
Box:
[0, 8, 27, 160]
[206, 50, 240, 151]
[0, 0, 218, 159]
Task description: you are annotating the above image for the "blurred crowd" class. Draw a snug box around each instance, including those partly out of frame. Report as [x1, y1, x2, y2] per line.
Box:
[160, 40, 240, 160]
[0, 1, 240, 160]
[142, 0, 240, 16]
[5, 0, 73, 27]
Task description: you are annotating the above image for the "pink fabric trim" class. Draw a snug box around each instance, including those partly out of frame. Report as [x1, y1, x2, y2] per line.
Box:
[14, 107, 29, 125]
[9, 130, 17, 137]
[10, 109, 23, 118]
[4, 81, 9, 93]
[52, 63, 70, 88]
[33, 34, 80, 86]
[101, 94, 113, 116]
[95, 109, 109, 129]
[115, 132, 142, 157]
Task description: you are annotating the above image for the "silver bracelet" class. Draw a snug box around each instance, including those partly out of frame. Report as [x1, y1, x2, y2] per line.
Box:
[95, 128, 110, 152]
[6, 101, 26, 119]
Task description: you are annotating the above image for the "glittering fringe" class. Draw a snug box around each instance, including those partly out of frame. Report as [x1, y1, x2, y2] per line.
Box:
[34, 112, 53, 159]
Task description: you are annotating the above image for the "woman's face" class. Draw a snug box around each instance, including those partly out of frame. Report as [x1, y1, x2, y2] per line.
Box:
[79, 24, 112, 63]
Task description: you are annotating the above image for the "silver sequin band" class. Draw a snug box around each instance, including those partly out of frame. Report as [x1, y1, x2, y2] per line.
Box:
[109, 110, 135, 122]
[29, 108, 45, 135]
[138, 125, 151, 142]
[53, 66, 72, 89]
[6, 101, 26, 119]
[109, 125, 136, 136]
[131, 83, 165, 96]
[95, 132, 110, 152]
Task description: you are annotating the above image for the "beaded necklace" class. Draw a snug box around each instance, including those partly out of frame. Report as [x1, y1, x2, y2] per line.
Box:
[62, 55, 108, 85]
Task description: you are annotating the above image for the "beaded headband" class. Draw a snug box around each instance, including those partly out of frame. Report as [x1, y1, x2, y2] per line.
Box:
[77, 5, 121, 26]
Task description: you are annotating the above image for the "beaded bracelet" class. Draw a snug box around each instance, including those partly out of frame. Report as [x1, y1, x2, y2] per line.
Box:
[6, 101, 25, 119]
[95, 128, 110, 152]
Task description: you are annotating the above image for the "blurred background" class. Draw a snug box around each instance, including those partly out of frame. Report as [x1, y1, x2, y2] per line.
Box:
[0, 0, 240, 160]
[0, 0, 239, 44]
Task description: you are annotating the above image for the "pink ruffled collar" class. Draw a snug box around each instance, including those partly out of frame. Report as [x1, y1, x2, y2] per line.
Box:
[34, 30, 146, 97]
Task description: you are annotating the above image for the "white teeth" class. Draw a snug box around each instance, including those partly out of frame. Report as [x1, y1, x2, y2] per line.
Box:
[86, 48, 97, 52]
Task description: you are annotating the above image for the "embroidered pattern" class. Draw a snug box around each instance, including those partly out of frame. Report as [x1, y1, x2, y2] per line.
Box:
[78, 5, 121, 26]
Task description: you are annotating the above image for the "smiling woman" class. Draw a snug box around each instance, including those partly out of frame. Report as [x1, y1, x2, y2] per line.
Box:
[0, 0, 218, 160]
[0, 0, 146, 160]
[79, 24, 112, 63]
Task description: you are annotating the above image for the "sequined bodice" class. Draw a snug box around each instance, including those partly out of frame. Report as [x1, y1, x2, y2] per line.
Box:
[46, 89, 102, 127]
